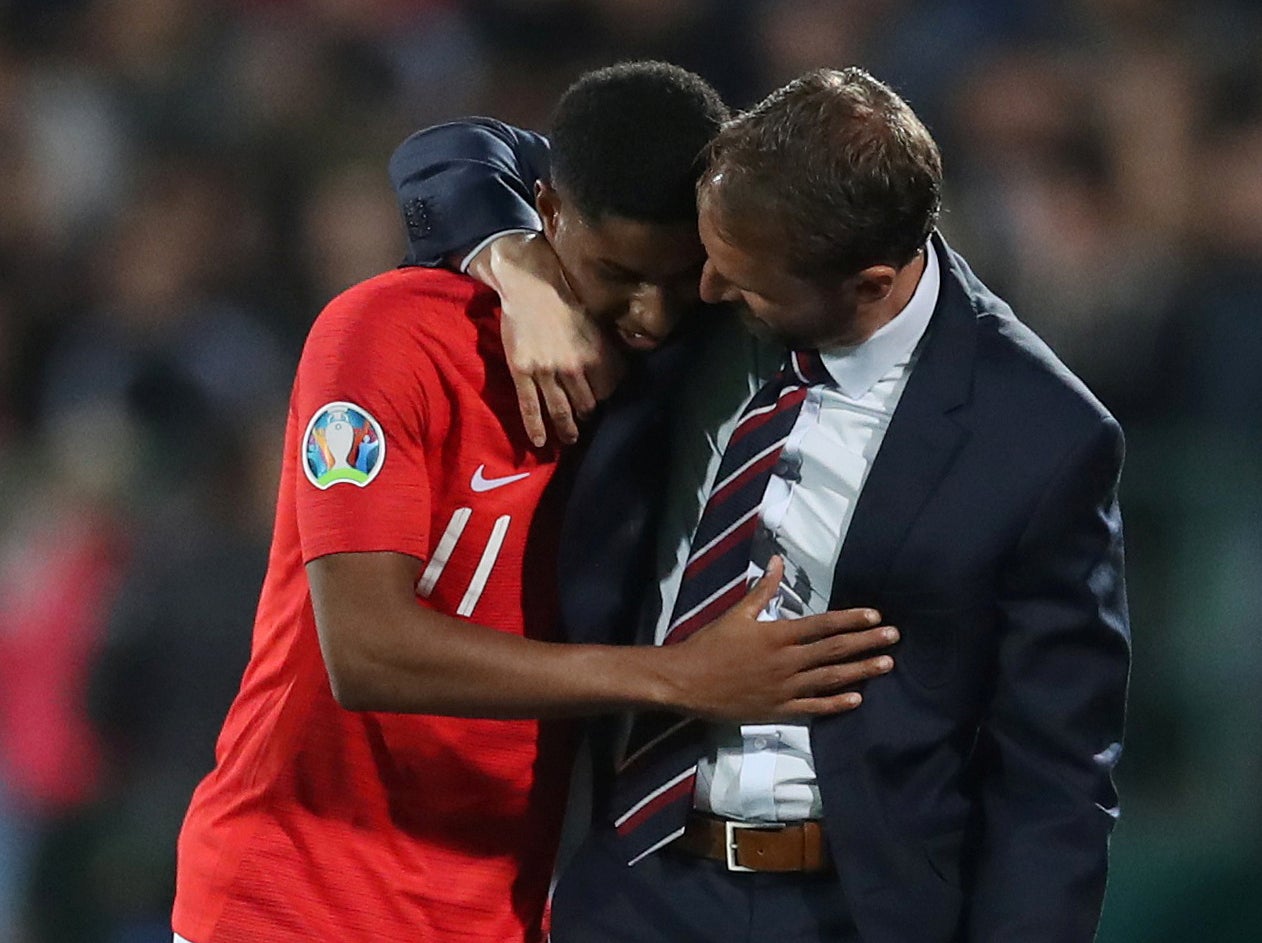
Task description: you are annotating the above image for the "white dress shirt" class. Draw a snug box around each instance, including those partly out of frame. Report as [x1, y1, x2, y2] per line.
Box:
[650, 244, 941, 823]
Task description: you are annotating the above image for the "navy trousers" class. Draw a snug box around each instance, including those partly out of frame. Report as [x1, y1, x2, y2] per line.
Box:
[550, 824, 859, 943]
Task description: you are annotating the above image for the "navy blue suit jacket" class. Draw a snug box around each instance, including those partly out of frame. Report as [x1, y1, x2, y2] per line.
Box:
[388, 120, 1130, 943]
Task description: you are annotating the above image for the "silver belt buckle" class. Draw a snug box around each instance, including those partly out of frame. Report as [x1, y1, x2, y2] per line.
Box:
[723, 819, 786, 872]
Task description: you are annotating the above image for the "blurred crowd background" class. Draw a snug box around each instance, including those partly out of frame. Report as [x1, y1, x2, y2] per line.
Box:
[0, 0, 1259, 940]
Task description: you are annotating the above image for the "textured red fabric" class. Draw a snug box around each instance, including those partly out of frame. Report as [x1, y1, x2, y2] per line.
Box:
[174, 268, 571, 943]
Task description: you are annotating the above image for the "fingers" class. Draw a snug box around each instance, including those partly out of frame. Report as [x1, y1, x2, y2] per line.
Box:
[778, 691, 865, 719]
[513, 374, 548, 448]
[788, 607, 885, 644]
[797, 625, 899, 669]
[794, 655, 895, 696]
[537, 374, 579, 445]
[513, 370, 582, 448]
[559, 370, 598, 422]
[740, 556, 784, 616]
[772, 653, 897, 719]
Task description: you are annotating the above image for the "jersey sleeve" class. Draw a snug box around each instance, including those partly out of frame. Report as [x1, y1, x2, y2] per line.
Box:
[388, 117, 551, 268]
[292, 286, 438, 565]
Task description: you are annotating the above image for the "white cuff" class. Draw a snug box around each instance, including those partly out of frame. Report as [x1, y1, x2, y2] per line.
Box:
[459, 228, 540, 273]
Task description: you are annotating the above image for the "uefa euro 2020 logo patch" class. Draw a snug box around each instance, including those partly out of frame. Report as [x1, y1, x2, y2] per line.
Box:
[302, 401, 385, 489]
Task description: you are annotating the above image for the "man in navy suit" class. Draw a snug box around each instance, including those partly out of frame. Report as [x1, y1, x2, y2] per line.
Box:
[391, 66, 1129, 943]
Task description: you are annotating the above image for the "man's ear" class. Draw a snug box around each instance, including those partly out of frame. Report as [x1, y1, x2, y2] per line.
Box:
[535, 181, 562, 241]
[850, 263, 898, 305]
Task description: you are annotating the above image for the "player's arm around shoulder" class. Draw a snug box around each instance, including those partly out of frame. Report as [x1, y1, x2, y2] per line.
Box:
[389, 117, 550, 268]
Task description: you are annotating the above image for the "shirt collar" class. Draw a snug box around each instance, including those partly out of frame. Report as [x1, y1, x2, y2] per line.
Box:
[818, 239, 940, 399]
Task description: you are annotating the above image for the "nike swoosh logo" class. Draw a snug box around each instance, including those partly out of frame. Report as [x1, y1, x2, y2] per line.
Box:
[470, 464, 531, 492]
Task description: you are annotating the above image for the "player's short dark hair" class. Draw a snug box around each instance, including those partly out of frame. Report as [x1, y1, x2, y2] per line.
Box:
[549, 61, 729, 224]
[703, 67, 942, 281]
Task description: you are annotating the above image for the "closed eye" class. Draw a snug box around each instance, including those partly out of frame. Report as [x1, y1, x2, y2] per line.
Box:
[598, 262, 643, 283]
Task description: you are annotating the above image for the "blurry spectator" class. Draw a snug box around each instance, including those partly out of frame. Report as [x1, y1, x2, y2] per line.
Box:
[78, 0, 229, 151]
[38, 157, 290, 486]
[940, 44, 1189, 422]
[299, 160, 408, 305]
[1142, 59, 1262, 854]
[0, 403, 139, 943]
[754, 0, 891, 88]
[1182, 89, 1262, 436]
[16, 43, 133, 254]
[583, 0, 762, 104]
[0, 291, 17, 449]
[469, 0, 761, 120]
[23, 412, 281, 943]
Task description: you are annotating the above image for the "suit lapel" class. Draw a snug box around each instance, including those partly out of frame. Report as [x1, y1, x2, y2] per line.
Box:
[829, 235, 977, 606]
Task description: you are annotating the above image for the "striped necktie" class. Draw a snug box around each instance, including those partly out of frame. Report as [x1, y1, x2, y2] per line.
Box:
[612, 348, 835, 865]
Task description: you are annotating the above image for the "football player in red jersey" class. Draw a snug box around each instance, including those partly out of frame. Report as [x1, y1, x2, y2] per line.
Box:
[173, 63, 898, 943]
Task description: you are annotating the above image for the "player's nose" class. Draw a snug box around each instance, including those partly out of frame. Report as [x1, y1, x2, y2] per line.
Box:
[637, 284, 674, 334]
[621, 284, 674, 348]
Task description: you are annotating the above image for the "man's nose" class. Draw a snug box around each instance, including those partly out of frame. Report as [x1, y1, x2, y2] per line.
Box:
[698, 260, 735, 305]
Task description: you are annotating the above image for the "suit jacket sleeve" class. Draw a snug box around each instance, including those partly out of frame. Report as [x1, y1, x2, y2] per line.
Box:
[387, 117, 550, 267]
[971, 416, 1130, 942]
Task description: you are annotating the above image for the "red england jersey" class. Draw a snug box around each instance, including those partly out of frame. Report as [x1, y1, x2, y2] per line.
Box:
[174, 268, 572, 943]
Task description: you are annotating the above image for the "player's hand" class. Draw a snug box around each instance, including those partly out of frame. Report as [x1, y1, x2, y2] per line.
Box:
[666, 557, 898, 722]
[468, 232, 625, 447]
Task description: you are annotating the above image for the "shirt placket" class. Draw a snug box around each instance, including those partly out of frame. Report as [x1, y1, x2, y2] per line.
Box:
[736, 385, 824, 821]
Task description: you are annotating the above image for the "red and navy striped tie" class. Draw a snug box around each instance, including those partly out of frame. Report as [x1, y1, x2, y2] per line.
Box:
[612, 348, 835, 865]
